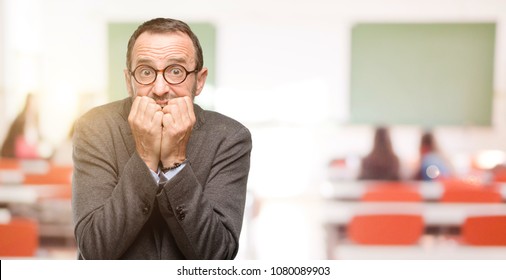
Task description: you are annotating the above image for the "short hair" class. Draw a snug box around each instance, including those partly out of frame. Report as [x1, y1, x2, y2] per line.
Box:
[420, 131, 436, 151]
[126, 18, 204, 72]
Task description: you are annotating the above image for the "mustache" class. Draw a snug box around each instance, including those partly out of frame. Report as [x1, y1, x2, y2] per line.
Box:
[152, 96, 169, 102]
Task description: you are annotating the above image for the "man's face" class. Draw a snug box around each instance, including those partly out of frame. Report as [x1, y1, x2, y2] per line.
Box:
[125, 31, 207, 107]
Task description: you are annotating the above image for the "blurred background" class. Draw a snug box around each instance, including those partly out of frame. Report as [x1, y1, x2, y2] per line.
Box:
[1, 0, 506, 259]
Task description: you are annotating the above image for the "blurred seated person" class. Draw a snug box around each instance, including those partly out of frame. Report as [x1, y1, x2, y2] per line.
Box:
[1, 93, 42, 159]
[414, 130, 453, 181]
[358, 126, 400, 180]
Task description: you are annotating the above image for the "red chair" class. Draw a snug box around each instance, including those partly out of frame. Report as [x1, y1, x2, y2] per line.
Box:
[348, 214, 424, 245]
[362, 182, 422, 202]
[462, 216, 506, 246]
[0, 218, 39, 257]
[0, 158, 20, 170]
[440, 178, 502, 203]
[23, 165, 73, 185]
[441, 187, 502, 203]
[23, 165, 73, 200]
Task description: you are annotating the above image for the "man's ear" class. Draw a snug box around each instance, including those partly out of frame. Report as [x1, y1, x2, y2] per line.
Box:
[124, 69, 134, 97]
[194, 67, 208, 97]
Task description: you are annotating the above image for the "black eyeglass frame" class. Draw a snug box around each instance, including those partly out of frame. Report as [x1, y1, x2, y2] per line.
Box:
[130, 64, 198, 85]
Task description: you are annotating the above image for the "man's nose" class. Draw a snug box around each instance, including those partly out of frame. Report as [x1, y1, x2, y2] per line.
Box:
[152, 72, 170, 96]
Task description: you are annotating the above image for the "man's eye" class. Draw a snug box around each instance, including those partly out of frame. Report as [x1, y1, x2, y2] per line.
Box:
[170, 68, 183, 76]
[140, 68, 154, 76]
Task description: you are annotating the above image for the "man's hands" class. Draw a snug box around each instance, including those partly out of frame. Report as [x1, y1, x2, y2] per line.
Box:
[128, 96, 195, 172]
[161, 96, 196, 169]
[128, 96, 163, 171]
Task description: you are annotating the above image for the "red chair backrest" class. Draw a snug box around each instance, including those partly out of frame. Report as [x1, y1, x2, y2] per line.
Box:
[348, 214, 424, 245]
[0, 218, 39, 257]
[23, 165, 73, 200]
[23, 165, 73, 185]
[440, 178, 502, 203]
[462, 216, 506, 246]
[362, 183, 422, 202]
[0, 158, 20, 170]
[441, 188, 502, 203]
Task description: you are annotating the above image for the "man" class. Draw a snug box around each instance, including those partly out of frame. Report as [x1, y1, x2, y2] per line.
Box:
[72, 18, 252, 259]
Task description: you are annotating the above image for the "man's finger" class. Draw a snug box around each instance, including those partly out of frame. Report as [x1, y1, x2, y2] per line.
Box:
[162, 112, 174, 128]
[129, 96, 142, 123]
[153, 111, 164, 129]
[183, 96, 196, 125]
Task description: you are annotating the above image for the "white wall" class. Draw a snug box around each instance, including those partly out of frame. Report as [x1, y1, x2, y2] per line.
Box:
[2, 0, 506, 196]
[0, 0, 6, 139]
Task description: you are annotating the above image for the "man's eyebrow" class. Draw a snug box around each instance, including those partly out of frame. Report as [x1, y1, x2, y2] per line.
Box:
[135, 57, 187, 65]
[166, 57, 187, 64]
[136, 58, 154, 65]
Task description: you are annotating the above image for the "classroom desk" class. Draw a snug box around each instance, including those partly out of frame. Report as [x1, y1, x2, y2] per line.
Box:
[0, 185, 38, 204]
[320, 180, 506, 201]
[0, 184, 72, 204]
[0, 208, 11, 223]
[0, 170, 25, 185]
[334, 244, 506, 260]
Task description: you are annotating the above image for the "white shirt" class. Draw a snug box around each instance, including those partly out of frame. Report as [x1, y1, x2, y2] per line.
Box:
[149, 163, 186, 185]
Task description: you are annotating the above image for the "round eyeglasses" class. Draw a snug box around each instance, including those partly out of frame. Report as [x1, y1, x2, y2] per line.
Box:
[130, 64, 198, 85]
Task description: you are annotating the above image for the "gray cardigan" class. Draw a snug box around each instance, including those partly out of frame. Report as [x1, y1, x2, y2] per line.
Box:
[72, 97, 252, 259]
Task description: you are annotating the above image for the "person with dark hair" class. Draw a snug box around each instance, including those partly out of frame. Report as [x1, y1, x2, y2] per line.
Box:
[358, 126, 400, 180]
[414, 130, 452, 181]
[1, 93, 41, 159]
[72, 18, 252, 259]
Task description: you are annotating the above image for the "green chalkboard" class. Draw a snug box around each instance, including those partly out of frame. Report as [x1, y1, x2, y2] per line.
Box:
[350, 23, 495, 126]
[107, 22, 216, 102]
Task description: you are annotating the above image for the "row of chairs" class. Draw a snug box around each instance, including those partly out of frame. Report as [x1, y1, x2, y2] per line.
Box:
[349, 180, 506, 246]
[348, 214, 506, 246]
[362, 181, 503, 203]
[1, 158, 73, 200]
[1, 158, 74, 257]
